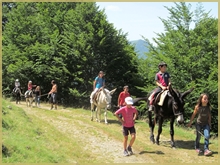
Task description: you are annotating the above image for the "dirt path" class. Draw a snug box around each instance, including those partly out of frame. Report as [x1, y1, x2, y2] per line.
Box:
[13, 102, 155, 163]
[12, 101, 218, 163]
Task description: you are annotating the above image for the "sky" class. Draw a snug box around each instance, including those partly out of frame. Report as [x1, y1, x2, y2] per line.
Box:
[96, 2, 218, 44]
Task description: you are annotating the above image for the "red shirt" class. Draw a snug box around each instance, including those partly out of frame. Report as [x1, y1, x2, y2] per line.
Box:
[28, 84, 33, 90]
[118, 91, 130, 106]
[115, 106, 137, 127]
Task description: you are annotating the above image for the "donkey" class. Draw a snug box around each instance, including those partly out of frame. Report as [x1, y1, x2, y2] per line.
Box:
[90, 88, 117, 124]
[13, 88, 22, 104]
[134, 84, 194, 147]
[25, 90, 35, 107]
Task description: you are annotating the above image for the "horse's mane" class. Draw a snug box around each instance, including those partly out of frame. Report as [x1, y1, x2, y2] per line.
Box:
[173, 88, 181, 97]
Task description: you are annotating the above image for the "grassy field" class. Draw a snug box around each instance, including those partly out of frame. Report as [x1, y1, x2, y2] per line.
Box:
[2, 99, 219, 163]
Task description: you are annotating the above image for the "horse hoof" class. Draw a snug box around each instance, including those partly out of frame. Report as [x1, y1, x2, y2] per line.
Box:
[105, 122, 108, 124]
[156, 141, 160, 145]
[150, 137, 155, 144]
[91, 118, 93, 121]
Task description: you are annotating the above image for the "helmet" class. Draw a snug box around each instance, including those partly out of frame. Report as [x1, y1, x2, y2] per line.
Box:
[15, 79, 19, 82]
[29, 80, 32, 83]
[158, 62, 167, 68]
[99, 71, 104, 75]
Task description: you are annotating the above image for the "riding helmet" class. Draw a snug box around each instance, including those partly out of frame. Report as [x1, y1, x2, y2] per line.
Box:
[158, 62, 167, 68]
[16, 79, 19, 82]
[29, 80, 32, 83]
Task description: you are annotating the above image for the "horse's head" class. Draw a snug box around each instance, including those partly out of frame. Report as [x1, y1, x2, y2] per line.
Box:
[168, 84, 194, 124]
[102, 88, 117, 109]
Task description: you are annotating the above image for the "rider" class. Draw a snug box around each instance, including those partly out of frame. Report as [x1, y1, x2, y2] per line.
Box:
[24, 80, 36, 97]
[48, 80, 58, 110]
[13, 79, 23, 95]
[148, 62, 171, 111]
[90, 71, 105, 104]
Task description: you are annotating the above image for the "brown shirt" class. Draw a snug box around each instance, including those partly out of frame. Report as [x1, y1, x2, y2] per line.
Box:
[197, 106, 210, 125]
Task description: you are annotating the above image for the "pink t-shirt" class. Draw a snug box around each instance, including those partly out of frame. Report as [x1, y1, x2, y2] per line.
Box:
[115, 106, 137, 127]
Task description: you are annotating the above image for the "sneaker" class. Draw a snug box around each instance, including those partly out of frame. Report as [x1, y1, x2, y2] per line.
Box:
[149, 105, 153, 111]
[204, 149, 212, 156]
[195, 149, 202, 154]
[127, 146, 133, 155]
[124, 150, 129, 156]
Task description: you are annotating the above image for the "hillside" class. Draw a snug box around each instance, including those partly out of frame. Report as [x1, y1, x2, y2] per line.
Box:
[130, 39, 149, 59]
[2, 99, 218, 163]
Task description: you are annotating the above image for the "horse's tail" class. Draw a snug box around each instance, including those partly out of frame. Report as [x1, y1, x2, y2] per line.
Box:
[133, 97, 148, 104]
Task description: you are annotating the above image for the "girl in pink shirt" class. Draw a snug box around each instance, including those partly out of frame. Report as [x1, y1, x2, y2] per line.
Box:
[115, 97, 138, 156]
[24, 81, 36, 97]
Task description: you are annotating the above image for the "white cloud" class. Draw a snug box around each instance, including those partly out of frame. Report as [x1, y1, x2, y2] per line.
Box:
[106, 5, 120, 12]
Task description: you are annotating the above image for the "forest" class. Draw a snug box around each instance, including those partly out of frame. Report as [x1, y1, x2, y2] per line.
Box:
[2, 2, 218, 134]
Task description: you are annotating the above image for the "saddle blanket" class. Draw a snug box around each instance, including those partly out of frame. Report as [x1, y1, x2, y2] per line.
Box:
[148, 90, 169, 106]
[158, 90, 169, 106]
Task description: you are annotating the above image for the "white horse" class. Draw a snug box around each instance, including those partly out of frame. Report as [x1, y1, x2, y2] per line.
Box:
[90, 88, 117, 124]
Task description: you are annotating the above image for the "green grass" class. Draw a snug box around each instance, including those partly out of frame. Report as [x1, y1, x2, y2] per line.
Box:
[2, 99, 218, 163]
[2, 99, 96, 163]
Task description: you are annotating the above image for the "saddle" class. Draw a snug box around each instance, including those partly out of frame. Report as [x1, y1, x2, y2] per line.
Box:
[92, 88, 103, 104]
[155, 90, 171, 106]
[13, 87, 20, 94]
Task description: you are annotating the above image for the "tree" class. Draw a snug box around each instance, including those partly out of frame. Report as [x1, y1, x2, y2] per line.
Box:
[138, 2, 218, 134]
[2, 2, 144, 108]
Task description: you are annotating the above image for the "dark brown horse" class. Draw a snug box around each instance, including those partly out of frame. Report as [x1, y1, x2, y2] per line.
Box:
[134, 84, 194, 148]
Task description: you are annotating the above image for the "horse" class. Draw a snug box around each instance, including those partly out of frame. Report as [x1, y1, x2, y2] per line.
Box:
[90, 88, 117, 124]
[25, 90, 35, 107]
[12, 88, 22, 104]
[133, 84, 194, 148]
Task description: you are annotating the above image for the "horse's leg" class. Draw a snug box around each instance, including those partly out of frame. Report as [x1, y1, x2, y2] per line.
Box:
[91, 104, 94, 121]
[148, 111, 155, 143]
[98, 107, 101, 123]
[95, 107, 99, 122]
[18, 94, 21, 104]
[104, 108, 108, 124]
[170, 116, 175, 148]
[31, 98, 33, 108]
[156, 116, 164, 145]
[16, 94, 18, 104]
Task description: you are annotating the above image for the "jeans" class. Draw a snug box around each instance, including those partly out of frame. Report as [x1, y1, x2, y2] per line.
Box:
[35, 96, 40, 105]
[195, 123, 210, 151]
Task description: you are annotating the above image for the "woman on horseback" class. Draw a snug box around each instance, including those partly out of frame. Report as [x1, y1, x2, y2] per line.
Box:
[24, 80, 36, 97]
[90, 71, 105, 103]
[13, 79, 22, 95]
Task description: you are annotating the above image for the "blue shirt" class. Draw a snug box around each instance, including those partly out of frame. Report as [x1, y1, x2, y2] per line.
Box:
[95, 76, 105, 89]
